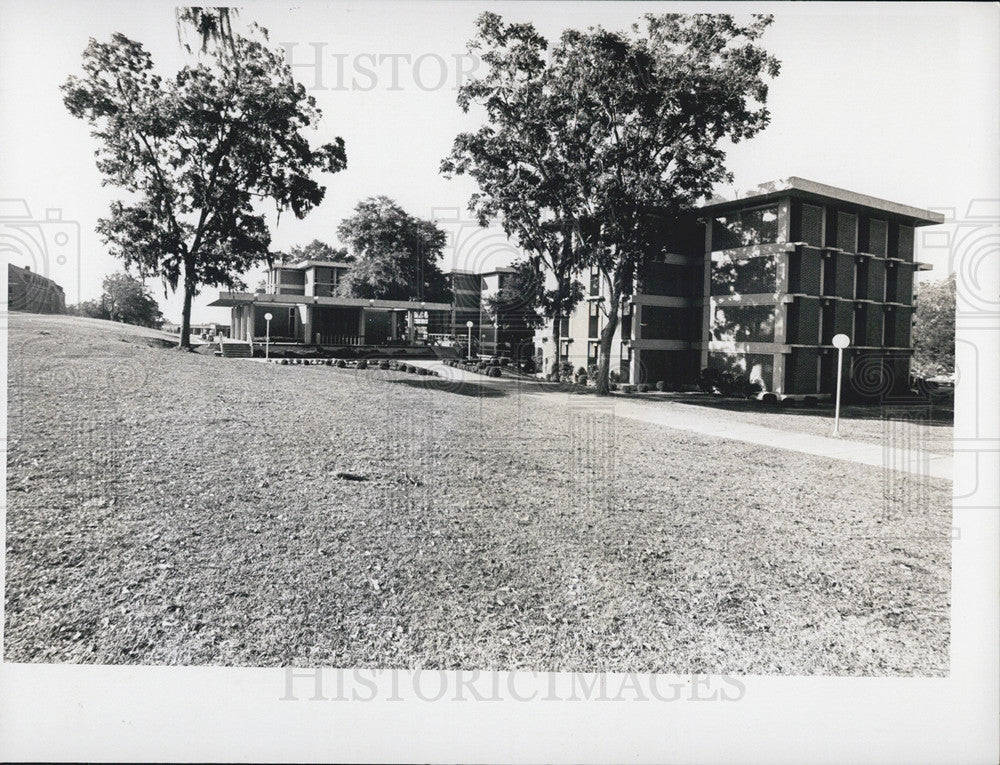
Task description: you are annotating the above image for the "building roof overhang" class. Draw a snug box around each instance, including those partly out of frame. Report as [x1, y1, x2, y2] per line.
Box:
[208, 291, 453, 311]
[696, 177, 945, 227]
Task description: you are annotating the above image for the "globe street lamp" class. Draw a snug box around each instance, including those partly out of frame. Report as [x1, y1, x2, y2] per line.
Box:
[466, 320, 474, 359]
[264, 312, 273, 361]
[831, 333, 850, 437]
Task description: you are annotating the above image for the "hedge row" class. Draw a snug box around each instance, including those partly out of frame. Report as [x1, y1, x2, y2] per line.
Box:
[267, 358, 438, 377]
[443, 359, 502, 378]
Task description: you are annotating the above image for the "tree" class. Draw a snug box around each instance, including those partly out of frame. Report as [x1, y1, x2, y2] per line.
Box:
[175, 7, 237, 55]
[66, 299, 110, 321]
[551, 14, 780, 393]
[100, 272, 165, 328]
[442, 13, 588, 379]
[450, 13, 779, 392]
[912, 273, 956, 377]
[62, 27, 347, 349]
[335, 197, 452, 303]
[484, 258, 584, 361]
[284, 239, 351, 264]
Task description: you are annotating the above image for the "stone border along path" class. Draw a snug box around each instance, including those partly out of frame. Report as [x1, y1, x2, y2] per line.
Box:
[407, 359, 953, 482]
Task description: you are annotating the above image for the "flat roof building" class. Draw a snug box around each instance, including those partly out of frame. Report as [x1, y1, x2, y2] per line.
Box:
[536, 178, 942, 399]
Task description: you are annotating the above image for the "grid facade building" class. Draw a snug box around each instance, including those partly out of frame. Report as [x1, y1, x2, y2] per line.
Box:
[537, 178, 942, 398]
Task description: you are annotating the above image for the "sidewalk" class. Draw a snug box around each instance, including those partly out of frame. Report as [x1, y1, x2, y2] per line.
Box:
[407, 360, 953, 481]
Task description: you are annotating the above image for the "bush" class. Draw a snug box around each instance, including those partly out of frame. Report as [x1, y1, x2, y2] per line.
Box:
[356, 359, 368, 370]
[279, 358, 289, 365]
[520, 358, 536, 374]
[638, 383, 649, 393]
[655, 380, 666, 391]
[379, 360, 390, 369]
[609, 370, 621, 384]
[417, 367, 429, 376]
[622, 384, 636, 394]
[488, 367, 502, 378]
[559, 361, 574, 381]
[697, 367, 763, 397]
[499, 358, 509, 367]
[335, 358, 346, 368]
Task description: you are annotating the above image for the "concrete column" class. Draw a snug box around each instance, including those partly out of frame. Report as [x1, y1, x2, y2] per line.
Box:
[773, 352, 785, 395]
[700, 221, 713, 369]
[407, 310, 416, 343]
[358, 308, 366, 344]
[777, 197, 791, 243]
[304, 304, 314, 345]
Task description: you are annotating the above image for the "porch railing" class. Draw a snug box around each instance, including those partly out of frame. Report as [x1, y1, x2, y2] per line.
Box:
[315, 333, 363, 346]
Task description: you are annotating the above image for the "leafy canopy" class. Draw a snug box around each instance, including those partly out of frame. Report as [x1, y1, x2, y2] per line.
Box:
[283, 239, 351, 264]
[912, 273, 956, 376]
[442, 13, 587, 336]
[62, 26, 346, 344]
[335, 197, 452, 303]
[67, 271, 164, 328]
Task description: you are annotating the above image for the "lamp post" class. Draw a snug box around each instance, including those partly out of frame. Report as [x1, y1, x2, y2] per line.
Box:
[831, 333, 850, 437]
[264, 312, 273, 360]
[466, 320, 474, 359]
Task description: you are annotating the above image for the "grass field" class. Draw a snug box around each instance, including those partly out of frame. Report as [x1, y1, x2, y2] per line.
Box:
[5, 314, 951, 674]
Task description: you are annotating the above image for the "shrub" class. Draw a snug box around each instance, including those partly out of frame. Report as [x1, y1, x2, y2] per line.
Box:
[655, 380, 666, 391]
[609, 370, 621, 384]
[559, 361, 574, 381]
[638, 383, 649, 393]
[499, 358, 509, 366]
[279, 358, 289, 365]
[488, 367, 502, 378]
[520, 358, 536, 374]
[335, 358, 346, 368]
[379, 360, 390, 369]
[622, 384, 635, 394]
[761, 392, 779, 408]
[802, 396, 819, 408]
[356, 359, 368, 370]
[417, 367, 429, 376]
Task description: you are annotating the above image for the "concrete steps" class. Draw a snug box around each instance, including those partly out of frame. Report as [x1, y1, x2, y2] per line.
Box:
[220, 342, 253, 358]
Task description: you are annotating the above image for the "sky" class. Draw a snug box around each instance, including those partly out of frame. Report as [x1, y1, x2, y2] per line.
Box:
[1, 1, 997, 323]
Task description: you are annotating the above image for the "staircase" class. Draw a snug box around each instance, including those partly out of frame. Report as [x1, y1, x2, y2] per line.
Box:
[431, 345, 462, 360]
[219, 341, 253, 358]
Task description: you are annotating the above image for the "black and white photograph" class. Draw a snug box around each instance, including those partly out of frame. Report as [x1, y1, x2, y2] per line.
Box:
[1, 1, 997, 762]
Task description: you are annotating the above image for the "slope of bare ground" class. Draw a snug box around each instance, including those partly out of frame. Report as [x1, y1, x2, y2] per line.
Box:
[5, 313, 950, 674]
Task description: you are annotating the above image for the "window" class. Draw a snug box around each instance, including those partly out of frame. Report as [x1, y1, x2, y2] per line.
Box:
[836, 212, 858, 252]
[588, 300, 600, 338]
[712, 205, 779, 250]
[589, 268, 600, 296]
[587, 341, 599, 366]
[800, 203, 824, 247]
[868, 219, 888, 256]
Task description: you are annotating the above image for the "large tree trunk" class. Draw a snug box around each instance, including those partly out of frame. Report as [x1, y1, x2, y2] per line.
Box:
[595, 283, 621, 396]
[550, 307, 562, 380]
[178, 263, 194, 350]
[549, 271, 566, 380]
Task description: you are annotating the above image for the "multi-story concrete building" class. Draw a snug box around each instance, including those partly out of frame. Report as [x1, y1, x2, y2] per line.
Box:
[210, 259, 452, 347]
[537, 178, 943, 398]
